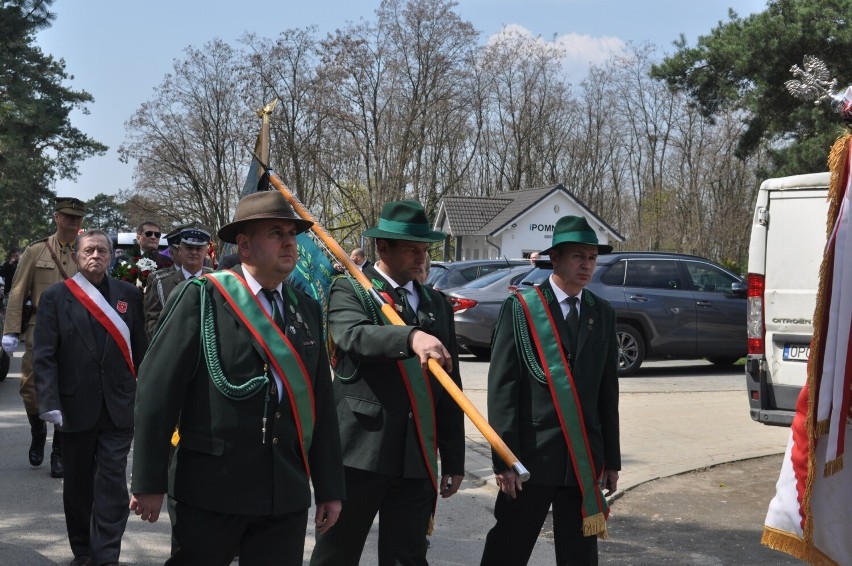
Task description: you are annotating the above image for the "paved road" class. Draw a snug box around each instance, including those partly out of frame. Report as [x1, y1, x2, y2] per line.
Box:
[0, 351, 796, 565]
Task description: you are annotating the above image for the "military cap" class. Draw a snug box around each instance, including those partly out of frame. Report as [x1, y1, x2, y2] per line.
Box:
[179, 227, 212, 247]
[55, 196, 86, 217]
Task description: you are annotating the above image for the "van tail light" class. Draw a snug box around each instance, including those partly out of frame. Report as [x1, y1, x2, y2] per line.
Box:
[747, 273, 765, 355]
[449, 297, 478, 313]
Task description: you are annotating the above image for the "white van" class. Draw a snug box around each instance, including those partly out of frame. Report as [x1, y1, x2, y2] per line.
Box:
[746, 173, 829, 426]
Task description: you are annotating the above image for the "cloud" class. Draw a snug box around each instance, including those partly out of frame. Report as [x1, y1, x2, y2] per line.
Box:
[487, 24, 625, 82]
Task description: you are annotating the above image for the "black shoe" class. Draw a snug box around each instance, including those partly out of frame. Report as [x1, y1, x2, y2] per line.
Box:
[50, 452, 63, 478]
[69, 556, 90, 566]
[27, 414, 47, 466]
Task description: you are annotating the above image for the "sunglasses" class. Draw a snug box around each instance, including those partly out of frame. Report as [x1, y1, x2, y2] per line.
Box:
[144, 231, 161, 238]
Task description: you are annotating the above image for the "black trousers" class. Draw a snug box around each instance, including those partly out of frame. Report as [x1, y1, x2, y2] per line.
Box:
[62, 409, 133, 564]
[480, 483, 598, 566]
[167, 499, 308, 566]
[310, 466, 435, 566]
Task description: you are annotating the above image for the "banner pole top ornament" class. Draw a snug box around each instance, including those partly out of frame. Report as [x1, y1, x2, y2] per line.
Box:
[786, 55, 852, 124]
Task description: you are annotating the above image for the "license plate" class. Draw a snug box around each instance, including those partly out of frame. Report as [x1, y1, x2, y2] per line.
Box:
[783, 344, 810, 362]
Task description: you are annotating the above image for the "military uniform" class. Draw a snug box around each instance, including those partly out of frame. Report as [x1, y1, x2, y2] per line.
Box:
[4, 234, 78, 414]
[144, 266, 212, 339]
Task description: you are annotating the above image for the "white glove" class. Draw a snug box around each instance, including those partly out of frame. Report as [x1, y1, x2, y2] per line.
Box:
[40, 410, 63, 427]
[2, 334, 19, 355]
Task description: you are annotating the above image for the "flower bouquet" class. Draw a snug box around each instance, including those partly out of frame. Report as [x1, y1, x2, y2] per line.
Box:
[111, 256, 160, 288]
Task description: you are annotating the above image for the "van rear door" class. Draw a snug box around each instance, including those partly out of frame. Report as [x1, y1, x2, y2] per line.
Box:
[747, 173, 829, 426]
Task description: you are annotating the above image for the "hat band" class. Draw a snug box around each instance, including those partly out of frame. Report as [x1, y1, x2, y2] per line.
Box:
[377, 218, 431, 236]
[554, 230, 599, 244]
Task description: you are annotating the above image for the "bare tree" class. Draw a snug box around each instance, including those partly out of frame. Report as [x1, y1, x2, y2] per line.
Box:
[119, 39, 253, 239]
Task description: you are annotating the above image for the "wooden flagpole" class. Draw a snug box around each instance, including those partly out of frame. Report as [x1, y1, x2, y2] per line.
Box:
[268, 174, 530, 482]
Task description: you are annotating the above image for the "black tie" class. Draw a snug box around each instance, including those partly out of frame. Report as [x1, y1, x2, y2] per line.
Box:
[262, 289, 285, 331]
[565, 296, 579, 350]
[396, 287, 417, 324]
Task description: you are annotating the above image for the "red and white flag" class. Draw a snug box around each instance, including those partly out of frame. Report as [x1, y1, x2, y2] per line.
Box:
[762, 137, 852, 565]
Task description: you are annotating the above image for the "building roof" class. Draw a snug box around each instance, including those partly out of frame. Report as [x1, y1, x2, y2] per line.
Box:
[435, 196, 513, 236]
[435, 184, 623, 241]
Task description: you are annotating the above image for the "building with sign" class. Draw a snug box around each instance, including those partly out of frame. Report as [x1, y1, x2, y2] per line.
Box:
[432, 184, 623, 260]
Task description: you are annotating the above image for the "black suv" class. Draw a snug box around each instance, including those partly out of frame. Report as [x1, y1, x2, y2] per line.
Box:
[520, 252, 747, 376]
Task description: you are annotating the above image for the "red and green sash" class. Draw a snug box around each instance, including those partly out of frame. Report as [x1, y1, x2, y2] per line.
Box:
[516, 286, 609, 538]
[205, 271, 316, 475]
[361, 280, 439, 494]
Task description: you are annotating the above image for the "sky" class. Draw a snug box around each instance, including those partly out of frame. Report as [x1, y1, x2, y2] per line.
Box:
[35, 0, 768, 202]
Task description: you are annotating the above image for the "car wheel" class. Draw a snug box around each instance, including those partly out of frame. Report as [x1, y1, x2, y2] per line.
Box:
[708, 357, 740, 367]
[467, 346, 492, 361]
[616, 323, 645, 377]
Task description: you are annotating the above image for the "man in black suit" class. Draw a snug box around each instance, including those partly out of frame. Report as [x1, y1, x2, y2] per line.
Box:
[480, 216, 620, 566]
[130, 191, 344, 566]
[33, 229, 147, 566]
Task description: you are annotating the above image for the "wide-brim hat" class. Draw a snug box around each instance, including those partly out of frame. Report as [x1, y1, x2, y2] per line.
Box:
[218, 191, 313, 244]
[55, 196, 86, 217]
[363, 200, 445, 243]
[540, 215, 613, 255]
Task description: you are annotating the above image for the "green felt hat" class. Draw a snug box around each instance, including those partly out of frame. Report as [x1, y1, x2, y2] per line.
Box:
[363, 200, 445, 243]
[540, 215, 612, 255]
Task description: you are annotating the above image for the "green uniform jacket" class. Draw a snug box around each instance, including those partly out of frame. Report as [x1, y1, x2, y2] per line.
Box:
[131, 266, 345, 516]
[328, 264, 465, 479]
[143, 266, 213, 339]
[488, 280, 620, 486]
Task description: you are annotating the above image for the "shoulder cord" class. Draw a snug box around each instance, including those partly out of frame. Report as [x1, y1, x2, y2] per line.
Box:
[511, 297, 548, 384]
[151, 278, 269, 401]
[331, 276, 379, 383]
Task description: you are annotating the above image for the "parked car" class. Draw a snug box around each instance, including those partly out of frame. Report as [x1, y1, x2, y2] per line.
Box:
[426, 258, 528, 290]
[442, 264, 536, 359]
[519, 251, 747, 376]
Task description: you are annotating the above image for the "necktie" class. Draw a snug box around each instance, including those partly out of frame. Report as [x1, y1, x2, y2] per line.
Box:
[396, 287, 417, 324]
[565, 296, 579, 350]
[261, 288, 285, 331]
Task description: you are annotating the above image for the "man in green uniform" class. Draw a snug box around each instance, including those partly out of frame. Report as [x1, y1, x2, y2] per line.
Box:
[2, 196, 86, 478]
[310, 200, 465, 566]
[130, 190, 345, 566]
[143, 226, 213, 339]
[480, 216, 621, 566]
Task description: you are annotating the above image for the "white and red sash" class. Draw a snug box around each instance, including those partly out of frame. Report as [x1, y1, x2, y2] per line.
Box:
[64, 273, 135, 376]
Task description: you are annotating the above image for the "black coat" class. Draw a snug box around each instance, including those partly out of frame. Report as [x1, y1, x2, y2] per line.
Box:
[33, 276, 147, 432]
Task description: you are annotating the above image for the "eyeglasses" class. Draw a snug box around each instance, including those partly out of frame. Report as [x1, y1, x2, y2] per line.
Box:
[144, 231, 161, 238]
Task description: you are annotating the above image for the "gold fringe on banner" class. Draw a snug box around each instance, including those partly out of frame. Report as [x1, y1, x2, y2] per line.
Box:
[582, 513, 608, 539]
[798, 132, 851, 550]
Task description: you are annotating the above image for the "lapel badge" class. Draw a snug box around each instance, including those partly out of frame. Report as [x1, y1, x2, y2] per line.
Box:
[289, 325, 297, 335]
[394, 303, 403, 313]
[428, 312, 435, 320]
[587, 318, 594, 331]
[116, 300, 128, 314]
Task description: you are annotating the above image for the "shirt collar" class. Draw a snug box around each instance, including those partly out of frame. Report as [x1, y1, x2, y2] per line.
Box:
[549, 275, 582, 305]
[374, 262, 416, 295]
[181, 266, 203, 279]
[242, 269, 283, 297]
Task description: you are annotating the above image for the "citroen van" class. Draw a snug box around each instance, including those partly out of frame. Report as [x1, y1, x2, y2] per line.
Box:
[745, 173, 830, 426]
